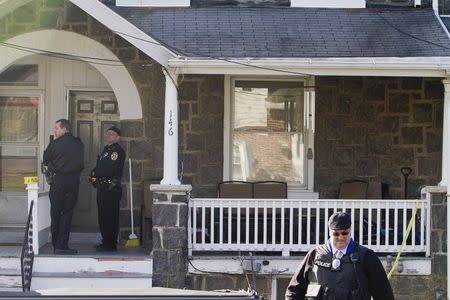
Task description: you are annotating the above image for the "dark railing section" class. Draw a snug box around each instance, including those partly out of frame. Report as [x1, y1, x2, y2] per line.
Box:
[20, 200, 34, 292]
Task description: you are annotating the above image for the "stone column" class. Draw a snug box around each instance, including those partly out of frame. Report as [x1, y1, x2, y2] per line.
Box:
[161, 68, 180, 185]
[150, 184, 192, 288]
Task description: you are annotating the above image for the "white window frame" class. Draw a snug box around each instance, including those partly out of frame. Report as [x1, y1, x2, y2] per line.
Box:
[0, 56, 46, 192]
[291, 0, 365, 8]
[116, 0, 190, 7]
[0, 90, 45, 193]
[223, 75, 316, 195]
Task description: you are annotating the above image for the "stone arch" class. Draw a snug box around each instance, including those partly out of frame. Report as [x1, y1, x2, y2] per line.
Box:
[0, 29, 142, 120]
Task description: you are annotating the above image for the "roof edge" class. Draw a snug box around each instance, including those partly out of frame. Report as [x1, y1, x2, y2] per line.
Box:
[69, 0, 177, 66]
[169, 56, 450, 77]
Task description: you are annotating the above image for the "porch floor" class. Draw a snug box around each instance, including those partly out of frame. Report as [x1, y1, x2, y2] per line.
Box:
[38, 231, 151, 258]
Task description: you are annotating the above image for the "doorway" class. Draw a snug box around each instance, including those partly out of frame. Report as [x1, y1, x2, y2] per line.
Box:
[69, 91, 120, 230]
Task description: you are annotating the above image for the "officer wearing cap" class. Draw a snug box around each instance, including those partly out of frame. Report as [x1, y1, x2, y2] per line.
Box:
[89, 126, 125, 251]
[285, 212, 394, 300]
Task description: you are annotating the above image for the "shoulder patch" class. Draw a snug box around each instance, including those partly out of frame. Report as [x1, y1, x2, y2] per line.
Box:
[111, 152, 118, 161]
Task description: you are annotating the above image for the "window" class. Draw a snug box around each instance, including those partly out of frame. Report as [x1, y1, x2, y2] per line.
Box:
[229, 79, 313, 187]
[0, 95, 39, 191]
[0, 64, 38, 86]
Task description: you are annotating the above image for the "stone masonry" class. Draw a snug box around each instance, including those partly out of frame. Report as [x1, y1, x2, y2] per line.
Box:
[150, 184, 191, 288]
[178, 75, 225, 198]
[389, 190, 447, 299]
[315, 77, 443, 199]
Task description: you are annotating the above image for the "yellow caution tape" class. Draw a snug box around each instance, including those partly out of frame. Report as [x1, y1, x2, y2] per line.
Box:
[24, 176, 38, 185]
[387, 198, 420, 280]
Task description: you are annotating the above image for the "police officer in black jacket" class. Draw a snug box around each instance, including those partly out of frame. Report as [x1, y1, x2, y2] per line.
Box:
[285, 212, 394, 300]
[43, 119, 84, 255]
[90, 126, 125, 251]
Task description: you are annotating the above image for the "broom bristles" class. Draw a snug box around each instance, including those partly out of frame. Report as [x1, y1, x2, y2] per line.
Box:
[126, 234, 140, 248]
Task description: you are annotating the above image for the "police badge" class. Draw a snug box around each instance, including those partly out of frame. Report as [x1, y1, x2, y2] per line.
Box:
[111, 152, 118, 161]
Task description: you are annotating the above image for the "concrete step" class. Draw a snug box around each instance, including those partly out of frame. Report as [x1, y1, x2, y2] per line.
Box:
[0, 274, 22, 290]
[0, 245, 23, 292]
[31, 255, 152, 290]
[34, 256, 152, 274]
[0, 257, 21, 271]
[0, 228, 23, 246]
[32, 271, 152, 289]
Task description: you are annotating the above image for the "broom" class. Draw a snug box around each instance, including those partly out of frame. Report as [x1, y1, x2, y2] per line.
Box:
[125, 158, 140, 248]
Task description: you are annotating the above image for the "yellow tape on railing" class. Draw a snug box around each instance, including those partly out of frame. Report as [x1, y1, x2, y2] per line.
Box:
[387, 198, 420, 280]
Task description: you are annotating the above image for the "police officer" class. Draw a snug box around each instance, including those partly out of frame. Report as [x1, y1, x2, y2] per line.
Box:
[285, 212, 394, 300]
[90, 126, 125, 251]
[43, 119, 84, 255]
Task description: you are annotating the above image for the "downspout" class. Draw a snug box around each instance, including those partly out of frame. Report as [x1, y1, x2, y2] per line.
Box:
[443, 78, 450, 299]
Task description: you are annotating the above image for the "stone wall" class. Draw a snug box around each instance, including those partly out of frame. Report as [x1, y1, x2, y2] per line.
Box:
[178, 75, 225, 198]
[151, 185, 191, 288]
[189, 273, 273, 299]
[315, 77, 443, 199]
[389, 191, 447, 299]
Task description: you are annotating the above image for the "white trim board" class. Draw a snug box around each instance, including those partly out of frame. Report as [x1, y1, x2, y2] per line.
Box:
[169, 57, 450, 77]
[291, 0, 365, 8]
[116, 0, 189, 7]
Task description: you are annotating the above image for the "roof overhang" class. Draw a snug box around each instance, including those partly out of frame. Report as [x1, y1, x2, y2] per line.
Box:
[169, 56, 450, 77]
[69, 0, 177, 67]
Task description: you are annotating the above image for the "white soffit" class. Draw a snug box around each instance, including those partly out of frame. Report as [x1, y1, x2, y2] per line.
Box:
[116, 0, 190, 7]
[291, 0, 365, 8]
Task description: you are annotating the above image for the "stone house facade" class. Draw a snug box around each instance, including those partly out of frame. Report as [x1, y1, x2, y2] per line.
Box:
[0, 0, 449, 299]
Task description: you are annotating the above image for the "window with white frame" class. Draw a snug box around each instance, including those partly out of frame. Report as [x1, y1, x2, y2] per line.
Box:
[0, 63, 41, 192]
[229, 79, 312, 187]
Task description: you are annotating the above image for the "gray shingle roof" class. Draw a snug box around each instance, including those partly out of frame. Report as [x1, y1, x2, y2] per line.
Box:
[441, 16, 450, 33]
[110, 6, 450, 58]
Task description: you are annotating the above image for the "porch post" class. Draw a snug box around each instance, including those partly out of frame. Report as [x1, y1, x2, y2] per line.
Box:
[441, 79, 450, 188]
[161, 68, 181, 185]
[26, 182, 39, 255]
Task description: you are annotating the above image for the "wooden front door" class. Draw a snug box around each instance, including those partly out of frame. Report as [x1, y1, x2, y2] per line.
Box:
[69, 91, 119, 230]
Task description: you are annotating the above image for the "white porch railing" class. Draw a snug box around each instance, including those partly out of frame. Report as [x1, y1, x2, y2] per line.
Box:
[188, 198, 430, 257]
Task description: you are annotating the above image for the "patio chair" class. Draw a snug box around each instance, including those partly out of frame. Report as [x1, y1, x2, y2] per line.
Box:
[253, 181, 287, 199]
[217, 181, 253, 198]
[338, 180, 368, 199]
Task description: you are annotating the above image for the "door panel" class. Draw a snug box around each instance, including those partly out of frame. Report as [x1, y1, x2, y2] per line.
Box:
[69, 91, 119, 229]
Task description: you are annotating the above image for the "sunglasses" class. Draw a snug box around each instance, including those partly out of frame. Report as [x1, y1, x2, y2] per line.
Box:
[331, 230, 350, 237]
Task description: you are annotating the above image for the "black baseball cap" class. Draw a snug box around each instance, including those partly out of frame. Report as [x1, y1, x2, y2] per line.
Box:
[107, 126, 121, 136]
[328, 212, 351, 230]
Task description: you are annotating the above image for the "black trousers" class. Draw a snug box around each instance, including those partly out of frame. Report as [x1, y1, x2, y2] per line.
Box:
[49, 174, 80, 249]
[97, 186, 121, 247]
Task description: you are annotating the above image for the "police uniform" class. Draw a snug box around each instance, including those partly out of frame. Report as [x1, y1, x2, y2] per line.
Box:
[43, 132, 84, 253]
[91, 140, 125, 251]
[285, 213, 394, 300]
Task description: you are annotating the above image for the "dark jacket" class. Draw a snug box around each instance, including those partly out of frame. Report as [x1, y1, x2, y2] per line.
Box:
[285, 240, 394, 300]
[92, 143, 125, 182]
[43, 133, 84, 175]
